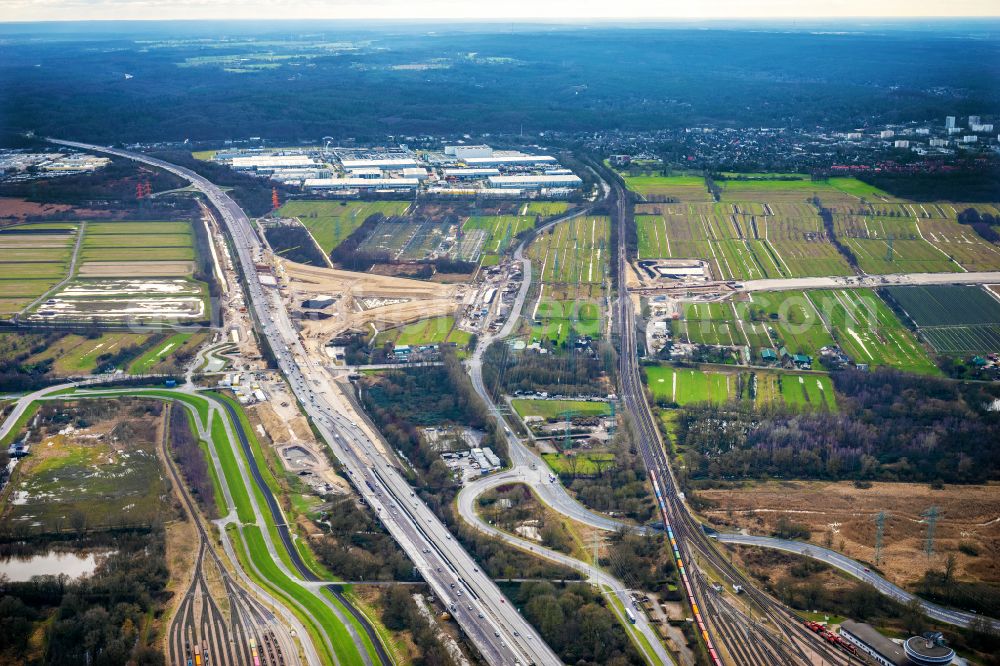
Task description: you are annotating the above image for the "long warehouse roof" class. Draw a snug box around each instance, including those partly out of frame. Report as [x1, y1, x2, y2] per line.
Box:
[487, 174, 582, 187]
[463, 155, 557, 165]
[340, 158, 418, 168]
[304, 177, 419, 188]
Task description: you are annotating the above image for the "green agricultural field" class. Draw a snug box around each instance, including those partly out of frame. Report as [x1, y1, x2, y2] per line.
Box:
[80, 246, 195, 262]
[530, 215, 610, 284]
[634, 201, 851, 278]
[375, 316, 472, 348]
[884, 285, 1000, 355]
[645, 365, 735, 405]
[511, 399, 611, 420]
[0, 224, 77, 316]
[716, 176, 891, 203]
[463, 214, 534, 259]
[85, 221, 191, 236]
[807, 289, 939, 374]
[523, 201, 570, 217]
[675, 293, 837, 357]
[646, 365, 836, 410]
[737, 291, 837, 356]
[531, 298, 602, 346]
[622, 174, 711, 201]
[394, 316, 457, 346]
[83, 233, 192, 249]
[278, 200, 411, 253]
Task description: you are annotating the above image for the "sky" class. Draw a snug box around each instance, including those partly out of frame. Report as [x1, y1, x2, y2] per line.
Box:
[2, 0, 998, 22]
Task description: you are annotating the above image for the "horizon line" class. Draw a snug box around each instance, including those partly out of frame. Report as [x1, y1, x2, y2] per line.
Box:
[3, 16, 1000, 24]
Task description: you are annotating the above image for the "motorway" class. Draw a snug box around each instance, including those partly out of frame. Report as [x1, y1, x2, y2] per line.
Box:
[51, 139, 560, 666]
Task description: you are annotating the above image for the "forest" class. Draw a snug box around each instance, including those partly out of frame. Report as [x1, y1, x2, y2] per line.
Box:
[311, 496, 418, 582]
[674, 369, 1000, 484]
[0, 530, 168, 666]
[507, 581, 643, 666]
[481, 342, 610, 397]
[2, 23, 998, 143]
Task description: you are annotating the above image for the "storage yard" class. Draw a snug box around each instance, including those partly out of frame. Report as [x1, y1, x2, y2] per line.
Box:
[209, 143, 584, 199]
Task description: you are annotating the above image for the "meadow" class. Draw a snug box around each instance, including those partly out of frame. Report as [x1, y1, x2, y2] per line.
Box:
[1, 400, 167, 532]
[511, 398, 612, 420]
[621, 174, 712, 201]
[278, 200, 411, 254]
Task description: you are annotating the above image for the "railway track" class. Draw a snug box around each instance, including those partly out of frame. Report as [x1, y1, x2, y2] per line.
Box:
[161, 403, 295, 666]
[600, 162, 861, 666]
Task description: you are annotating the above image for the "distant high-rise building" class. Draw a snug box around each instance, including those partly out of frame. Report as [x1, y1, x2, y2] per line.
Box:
[968, 115, 981, 126]
[880, 130, 895, 139]
[945, 116, 957, 129]
[894, 140, 910, 149]
[929, 138, 948, 147]
[962, 135, 978, 143]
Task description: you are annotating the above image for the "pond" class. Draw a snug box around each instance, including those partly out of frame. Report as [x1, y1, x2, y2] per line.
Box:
[0, 550, 110, 582]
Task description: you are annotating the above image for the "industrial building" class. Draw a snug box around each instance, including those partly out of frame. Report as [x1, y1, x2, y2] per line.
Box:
[303, 177, 419, 190]
[839, 621, 908, 666]
[487, 174, 583, 189]
[443, 168, 501, 179]
[339, 158, 418, 170]
[464, 155, 558, 166]
[904, 633, 956, 666]
[444, 145, 493, 159]
[231, 155, 319, 170]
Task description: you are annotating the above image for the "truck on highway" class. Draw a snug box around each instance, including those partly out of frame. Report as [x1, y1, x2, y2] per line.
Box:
[625, 608, 637, 624]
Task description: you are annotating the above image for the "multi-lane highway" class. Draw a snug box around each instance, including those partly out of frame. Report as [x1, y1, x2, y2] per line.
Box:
[51, 139, 560, 666]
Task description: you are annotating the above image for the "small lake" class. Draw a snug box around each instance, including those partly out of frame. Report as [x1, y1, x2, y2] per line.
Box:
[0, 550, 110, 582]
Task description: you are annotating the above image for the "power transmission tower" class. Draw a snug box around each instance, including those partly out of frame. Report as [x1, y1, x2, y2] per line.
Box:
[923, 506, 939, 558]
[559, 409, 578, 452]
[874, 511, 887, 567]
